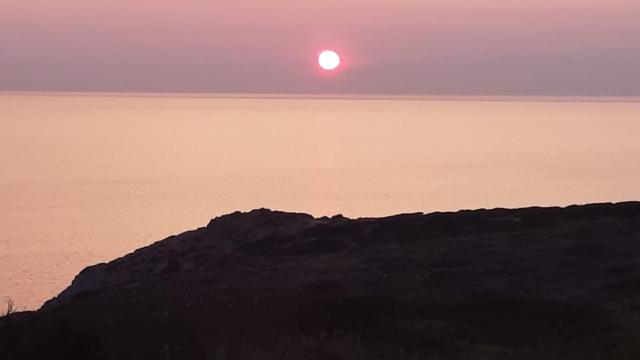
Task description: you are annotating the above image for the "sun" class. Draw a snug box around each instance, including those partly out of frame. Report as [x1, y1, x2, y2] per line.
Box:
[318, 50, 341, 71]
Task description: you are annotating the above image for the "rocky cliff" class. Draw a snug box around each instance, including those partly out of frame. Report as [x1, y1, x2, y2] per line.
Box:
[3, 202, 640, 360]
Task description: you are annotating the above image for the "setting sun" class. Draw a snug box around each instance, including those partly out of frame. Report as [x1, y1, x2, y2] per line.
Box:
[318, 50, 341, 71]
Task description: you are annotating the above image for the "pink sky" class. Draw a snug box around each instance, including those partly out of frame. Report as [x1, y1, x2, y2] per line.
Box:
[1, 0, 639, 95]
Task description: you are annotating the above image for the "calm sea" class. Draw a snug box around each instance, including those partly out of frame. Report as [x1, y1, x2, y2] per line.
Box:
[1, 93, 639, 309]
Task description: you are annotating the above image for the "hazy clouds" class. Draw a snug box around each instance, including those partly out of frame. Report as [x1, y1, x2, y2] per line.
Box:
[1, 0, 639, 95]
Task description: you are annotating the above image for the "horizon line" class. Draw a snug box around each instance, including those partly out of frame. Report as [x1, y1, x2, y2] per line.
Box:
[2, 91, 640, 104]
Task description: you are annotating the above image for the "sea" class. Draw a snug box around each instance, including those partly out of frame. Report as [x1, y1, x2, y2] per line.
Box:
[1, 93, 639, 309]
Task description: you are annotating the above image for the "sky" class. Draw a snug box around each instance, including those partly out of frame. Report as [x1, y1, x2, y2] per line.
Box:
[1, 0, 640, 95]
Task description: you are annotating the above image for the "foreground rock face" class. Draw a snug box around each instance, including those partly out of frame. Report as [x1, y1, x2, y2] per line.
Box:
[4, 203, 640, 359]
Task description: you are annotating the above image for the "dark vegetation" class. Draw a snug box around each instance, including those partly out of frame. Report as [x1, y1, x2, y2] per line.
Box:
[2, 300, 15, 318]
[2, 202, 640, 359]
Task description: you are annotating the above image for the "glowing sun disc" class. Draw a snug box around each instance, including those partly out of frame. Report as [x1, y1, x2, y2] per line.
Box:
[318, 50, 341, 71]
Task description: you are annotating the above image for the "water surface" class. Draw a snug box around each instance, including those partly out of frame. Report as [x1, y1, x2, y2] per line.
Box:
[1, 94, 639, 308]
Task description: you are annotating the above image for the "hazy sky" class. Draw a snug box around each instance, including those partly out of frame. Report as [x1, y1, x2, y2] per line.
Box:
[2, 0, 639, 95]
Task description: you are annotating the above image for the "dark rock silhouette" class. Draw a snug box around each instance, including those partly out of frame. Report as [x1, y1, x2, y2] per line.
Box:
[3, 202, 640, 359]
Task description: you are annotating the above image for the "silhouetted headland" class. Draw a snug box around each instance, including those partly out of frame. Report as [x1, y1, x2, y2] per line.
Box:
[2, 202, 640, 359]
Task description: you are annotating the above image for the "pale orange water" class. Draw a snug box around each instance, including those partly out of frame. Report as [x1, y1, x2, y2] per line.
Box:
[1, 94, 639, 309]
